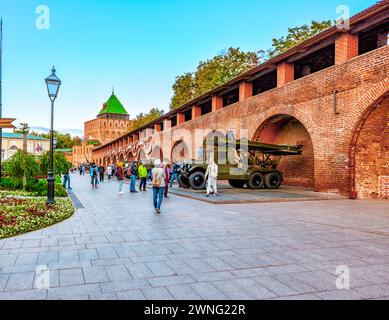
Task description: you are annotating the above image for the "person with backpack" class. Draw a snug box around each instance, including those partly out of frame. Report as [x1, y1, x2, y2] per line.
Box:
[90, 163, 99, 189]
[152, 159, 166, 214]
[138, 162, 148, 192]
[117, 163, 124, 194]
[129, 162, 138, 193]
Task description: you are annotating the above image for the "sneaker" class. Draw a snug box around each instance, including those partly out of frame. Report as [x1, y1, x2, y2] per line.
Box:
[156, 208, 161, 214]
[119, 191, 124, 195]
[205, 194, 210, 198]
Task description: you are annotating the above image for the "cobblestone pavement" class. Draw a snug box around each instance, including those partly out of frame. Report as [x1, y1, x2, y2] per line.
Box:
[0, 174, 389, 300]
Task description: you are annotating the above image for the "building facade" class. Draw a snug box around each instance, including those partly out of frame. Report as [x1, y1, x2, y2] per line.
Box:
[92, 2, 389, 199]
[73, 92, 132, 166]
[1, 133, 49, 160]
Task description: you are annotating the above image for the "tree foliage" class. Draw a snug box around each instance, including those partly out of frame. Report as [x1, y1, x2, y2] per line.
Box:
[170, 47, 261, 110]
[169, 20, 333, 110]
[38, 151, 73, 177]
[3, 151, 40, 189]
[31, 131, 82, 149]
[132, 108, 165, 130]
[268, 20, 333, 58]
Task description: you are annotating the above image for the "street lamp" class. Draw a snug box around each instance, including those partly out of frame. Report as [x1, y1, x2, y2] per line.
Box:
[45, 66, 61, 205]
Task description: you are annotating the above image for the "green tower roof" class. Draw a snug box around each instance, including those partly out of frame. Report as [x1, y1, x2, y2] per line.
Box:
[98, 93, 128, 116]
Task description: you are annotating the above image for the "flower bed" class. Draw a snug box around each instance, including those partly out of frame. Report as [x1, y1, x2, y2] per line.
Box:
[0, 192, 75, 239]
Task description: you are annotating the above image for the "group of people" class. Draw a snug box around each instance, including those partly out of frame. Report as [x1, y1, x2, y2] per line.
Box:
[71, 158, 219, 214]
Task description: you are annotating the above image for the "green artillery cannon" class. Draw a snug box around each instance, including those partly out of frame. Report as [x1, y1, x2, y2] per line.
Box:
[178, 138, 303, 190]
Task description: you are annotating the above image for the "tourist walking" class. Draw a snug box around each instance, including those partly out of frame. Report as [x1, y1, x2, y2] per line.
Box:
[164, 163, 170, 198]
[107, 164, 112, 182]
[79, 166, 83, 176]
[63, 168, 72, 190]
[169, 162, 180, 187]
[90, 163, 99, 189]
[138, 162, 148, 192]
[130, 162, 138, 193]
[117, 163, 124, 194]
[99, 165, 105, 182]
[152, 160, 166, 214]
[205, 158, 219, 197]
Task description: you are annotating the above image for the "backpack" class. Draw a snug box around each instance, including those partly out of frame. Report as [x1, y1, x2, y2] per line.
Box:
[152, 170, 161, 188]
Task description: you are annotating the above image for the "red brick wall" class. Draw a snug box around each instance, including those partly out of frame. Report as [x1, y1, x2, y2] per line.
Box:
[271, 121, 315, 188]
[94, 46, 389, 197]
[355, 97, 389, 199]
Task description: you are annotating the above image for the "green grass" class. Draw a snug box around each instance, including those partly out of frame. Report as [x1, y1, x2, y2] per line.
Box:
[0, 192, 75, 239]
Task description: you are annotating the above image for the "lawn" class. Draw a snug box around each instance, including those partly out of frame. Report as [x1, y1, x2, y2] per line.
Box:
[0, 191, 75, 239]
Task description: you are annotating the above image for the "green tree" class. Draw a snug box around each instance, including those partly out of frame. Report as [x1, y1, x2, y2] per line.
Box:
[132, 108, 165, 130]
[31, 131, 82, 149]
[268, 20, 333, 58]
[170, 73, 195, 110]
[39, 151, 72, 177]
[3, 150, 40, 190]
[170, 47, 261, 110]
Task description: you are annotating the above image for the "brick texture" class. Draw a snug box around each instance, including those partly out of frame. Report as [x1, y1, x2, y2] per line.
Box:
[93, 46, 389, 199]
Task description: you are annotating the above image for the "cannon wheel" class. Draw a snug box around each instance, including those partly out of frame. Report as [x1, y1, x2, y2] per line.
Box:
[265, 172, 282, 189]
[178, 175, 190, 189]
[248, 172, 265, 190]
[228, 180, 246, 189]
[189, 171, 206, 190]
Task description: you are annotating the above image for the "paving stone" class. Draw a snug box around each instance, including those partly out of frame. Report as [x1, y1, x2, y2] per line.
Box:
[254, 276, 298, 297]
[126, 263, 154, 279]
[166, 284, 202, 300]
[190, 271, 236, 282]
[190, 282, 229, 300]
[47, 284, 100, 300]
[146, 261, 176, 277]
[105, 264, 132, 281]
[142, 287, 173, 300]
[59, 268, 85, 287]
[116, 290, 145, 300]
[212, 280, 254, 300]
[232, 278, 277, 299]
[5, 272, 35, 292]
[148, 275, 196, 288]
[100, 279, 151, 293]
[82, 266, 109, 284]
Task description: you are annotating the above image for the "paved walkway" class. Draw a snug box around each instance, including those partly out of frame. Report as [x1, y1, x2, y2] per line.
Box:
[0, 173, 389, 300]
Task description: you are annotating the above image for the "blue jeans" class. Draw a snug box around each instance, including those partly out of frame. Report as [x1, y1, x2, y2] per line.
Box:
[130, 175, 136, 192]
[91, 175, 98, 188]
[153, 187, 164, 210]
[170, 172, 179, 187]
[63, 175, 71, 189]
[139, 177, 147, 191]
[118, 180, 123, 192]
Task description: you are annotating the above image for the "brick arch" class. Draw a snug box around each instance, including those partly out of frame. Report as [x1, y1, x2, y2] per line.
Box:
[252, 113, 315, 189]
[171, 140, 189, 162]
[349, 90, 389, 199]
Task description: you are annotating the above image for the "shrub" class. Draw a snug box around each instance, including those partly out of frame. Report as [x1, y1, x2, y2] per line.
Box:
[39, 151, 72, 177]
[3, 151, 40, 190]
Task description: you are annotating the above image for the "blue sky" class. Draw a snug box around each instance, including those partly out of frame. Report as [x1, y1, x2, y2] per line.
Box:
[0, 0, 377, 131]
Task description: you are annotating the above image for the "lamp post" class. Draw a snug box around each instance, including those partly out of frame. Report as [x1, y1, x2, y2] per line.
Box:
[45, 66, 61, 205]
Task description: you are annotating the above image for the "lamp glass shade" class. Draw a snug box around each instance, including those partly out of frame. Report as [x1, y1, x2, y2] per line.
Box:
[45, 67, 61, 100]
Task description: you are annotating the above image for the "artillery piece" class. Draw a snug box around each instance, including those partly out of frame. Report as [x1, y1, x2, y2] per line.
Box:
[178, 137, 303, 190]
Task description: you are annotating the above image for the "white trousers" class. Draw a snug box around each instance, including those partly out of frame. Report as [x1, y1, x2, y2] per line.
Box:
[207, 178, 218, 195]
